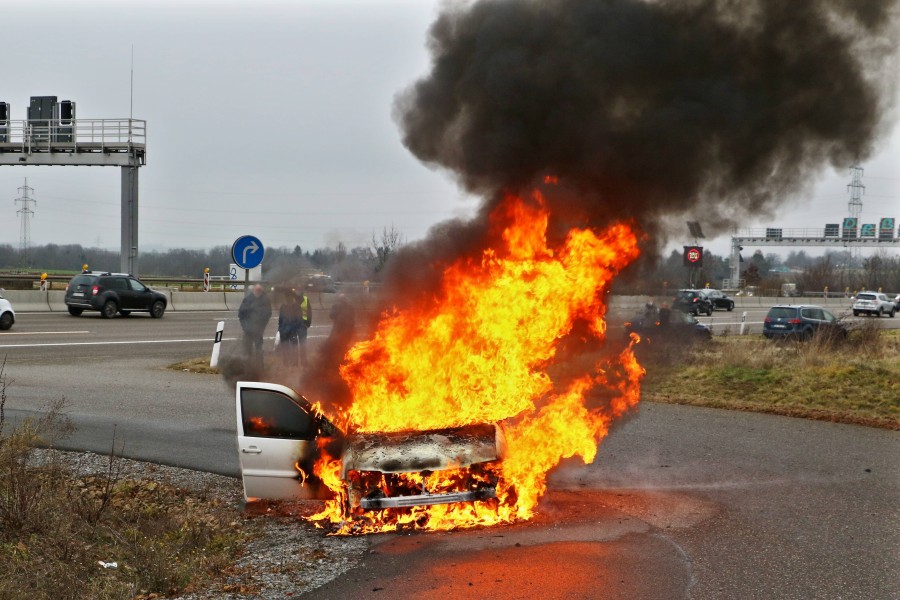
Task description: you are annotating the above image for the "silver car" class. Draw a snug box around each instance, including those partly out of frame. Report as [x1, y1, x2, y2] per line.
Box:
[852, 291, 896, 317]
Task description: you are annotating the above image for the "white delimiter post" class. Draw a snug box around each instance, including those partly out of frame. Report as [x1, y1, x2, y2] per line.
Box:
[210, 321, 225, 368]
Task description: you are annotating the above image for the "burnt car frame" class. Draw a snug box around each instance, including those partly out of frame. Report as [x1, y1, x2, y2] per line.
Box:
[236, 382, 505, 512]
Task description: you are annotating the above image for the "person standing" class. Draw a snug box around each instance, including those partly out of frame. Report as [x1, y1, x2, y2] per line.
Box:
[238, 284, 272, 368]
[278, 288, 312, 368]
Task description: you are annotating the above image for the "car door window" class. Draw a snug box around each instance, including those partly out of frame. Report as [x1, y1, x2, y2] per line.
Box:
[241, 389, 317, 440]
[822, 310, 836, 322]
[128, 278, 147, 292]
[110, 278, 128, 291]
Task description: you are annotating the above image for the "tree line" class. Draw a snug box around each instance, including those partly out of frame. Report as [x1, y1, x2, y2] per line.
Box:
[623, 247, 900, 295]
[2, 238, 898, 294]
[0, 227, 407, 282]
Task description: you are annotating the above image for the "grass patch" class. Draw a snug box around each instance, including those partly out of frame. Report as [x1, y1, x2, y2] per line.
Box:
[0, 363, 251, 600]
[169, 357, 220, 374]
[640, 324, 900, 429]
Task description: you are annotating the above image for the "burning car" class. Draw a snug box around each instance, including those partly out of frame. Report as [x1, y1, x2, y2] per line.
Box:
[236, 381, 505, 514]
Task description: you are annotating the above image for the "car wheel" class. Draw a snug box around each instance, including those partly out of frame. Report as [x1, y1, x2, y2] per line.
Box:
[67, 306, 83, 316]
[853, 311, 859, 317]
[890, 309, 896, 318]
[706, 306, 713, 316]
[0, 312, 13, 331]
[800, 328, 813, 341]
[100, 301, 117, 319]
[150, 300, 166, 319]
[727, 302, 734, 311]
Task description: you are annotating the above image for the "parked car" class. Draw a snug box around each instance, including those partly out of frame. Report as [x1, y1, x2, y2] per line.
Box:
[894, 294, 900, 311]
[699, 288, 735, 311]
[64, 272, 168, 318]
[306, 274, 337, 293]
[624, 305, 711, 341]
[763, 305, 846, 340]
[0, 289, 15, 331]
[672, 289, 712, 316]
[852, 291, 896, 317]
[236, 381, 504, 513]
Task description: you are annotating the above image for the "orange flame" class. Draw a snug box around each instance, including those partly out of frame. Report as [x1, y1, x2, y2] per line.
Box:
[310, 191, 643, 534]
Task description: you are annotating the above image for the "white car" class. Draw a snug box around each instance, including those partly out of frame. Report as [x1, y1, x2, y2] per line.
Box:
[236, 381, 505, 513]
[0, 290, 15, 330]
[852, 291, 896, 317]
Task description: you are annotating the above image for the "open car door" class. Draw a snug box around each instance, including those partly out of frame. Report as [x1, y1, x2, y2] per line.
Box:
[236, 381, 336, 502]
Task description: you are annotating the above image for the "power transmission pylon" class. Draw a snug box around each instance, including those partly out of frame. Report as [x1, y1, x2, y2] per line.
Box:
[15, 178, 36, 271]
[847, 165, 864, 220]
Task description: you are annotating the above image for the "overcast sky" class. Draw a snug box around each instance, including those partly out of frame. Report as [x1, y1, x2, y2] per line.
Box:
[2, 0, 898, 265]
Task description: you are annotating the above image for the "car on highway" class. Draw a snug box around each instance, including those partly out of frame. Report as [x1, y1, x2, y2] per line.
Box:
[894, 294, 900, 311]
[0, 289, 15, 331]
[64, 272, 168, 318]
[306, 274, 337, 293]
[672, 289, 713, 316]
[699, 288, 735, 311]
[763, 305, 846, 340]
[851, 291, 896, 318]
[625, 305, 711, 342]
[236, 381, 504, 514]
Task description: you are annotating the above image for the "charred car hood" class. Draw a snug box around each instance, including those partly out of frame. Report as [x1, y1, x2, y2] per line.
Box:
[341, 423, 505, 478]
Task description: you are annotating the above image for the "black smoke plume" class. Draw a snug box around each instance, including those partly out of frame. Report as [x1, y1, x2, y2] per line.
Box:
[294, 0, 898, 415]
[383, 0, 899, 300]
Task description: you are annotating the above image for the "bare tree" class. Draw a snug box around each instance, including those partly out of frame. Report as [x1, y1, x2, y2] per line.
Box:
[372, 225, 404, 272]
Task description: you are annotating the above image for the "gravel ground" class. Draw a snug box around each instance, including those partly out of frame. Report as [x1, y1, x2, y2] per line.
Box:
[33, 449, 370, 599]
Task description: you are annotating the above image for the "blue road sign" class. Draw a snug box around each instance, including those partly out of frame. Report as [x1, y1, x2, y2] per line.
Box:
[231, 235, 265, 270]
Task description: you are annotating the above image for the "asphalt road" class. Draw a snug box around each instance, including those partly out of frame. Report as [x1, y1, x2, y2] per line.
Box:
[1, 309, 898, 599]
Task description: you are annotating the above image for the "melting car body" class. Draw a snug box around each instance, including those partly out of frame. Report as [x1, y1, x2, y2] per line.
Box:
[235, 381, 505, 511]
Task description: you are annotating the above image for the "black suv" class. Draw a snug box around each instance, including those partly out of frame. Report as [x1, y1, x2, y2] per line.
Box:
[65, 272, 168, 318]
[672, 289, 713, 316]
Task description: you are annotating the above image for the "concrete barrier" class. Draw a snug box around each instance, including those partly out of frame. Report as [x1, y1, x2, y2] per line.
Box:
[170, 291, 228, 311]
[225, 292, 245, 311]
[1, 290, 51, 312]
[48, 290, 68, 312]
[0, 290, 864, 316]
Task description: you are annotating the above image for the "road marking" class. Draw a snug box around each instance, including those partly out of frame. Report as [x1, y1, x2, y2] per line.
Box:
[0, 329, 90, 337]
[0, 334, 329, 349]
[0, 337, 239, 349]
[0, 330, 91, 336]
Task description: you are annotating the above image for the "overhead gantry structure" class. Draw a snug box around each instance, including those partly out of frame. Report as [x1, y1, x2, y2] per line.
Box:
[0, 97, 146, 276]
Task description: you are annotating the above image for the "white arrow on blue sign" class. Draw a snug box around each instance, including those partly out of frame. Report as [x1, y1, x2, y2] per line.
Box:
[231, 235, 265, 270]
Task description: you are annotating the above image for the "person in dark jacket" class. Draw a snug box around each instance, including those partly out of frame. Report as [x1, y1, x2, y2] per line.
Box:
[278, 289, 311, 368]
[238, 284, 272, 367]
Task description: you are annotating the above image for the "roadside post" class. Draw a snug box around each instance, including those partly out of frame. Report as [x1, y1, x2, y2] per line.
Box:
[203, 267, 210, 292]
[740, 311, 747, 335]
[210, 321, 225, 368]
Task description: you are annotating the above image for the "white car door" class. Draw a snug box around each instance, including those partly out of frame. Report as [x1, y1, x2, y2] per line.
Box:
[236, 381, 335, 502]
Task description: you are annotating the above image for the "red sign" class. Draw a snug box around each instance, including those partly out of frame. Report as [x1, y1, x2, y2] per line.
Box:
[683, 246, 703, 267]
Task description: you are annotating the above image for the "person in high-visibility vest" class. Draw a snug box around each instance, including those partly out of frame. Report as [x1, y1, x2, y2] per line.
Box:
[278, 288, 312, 368]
